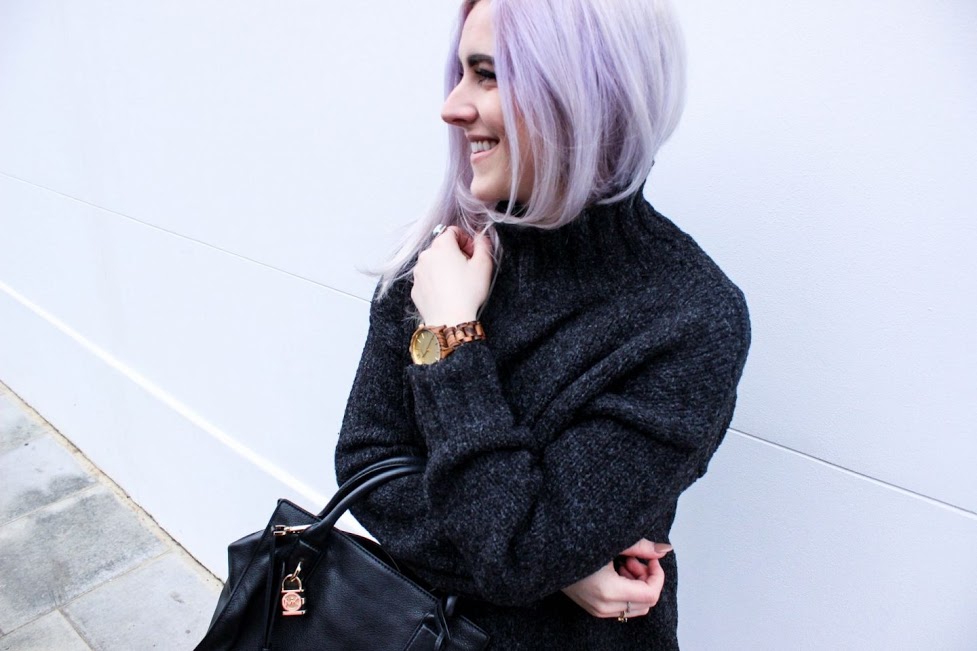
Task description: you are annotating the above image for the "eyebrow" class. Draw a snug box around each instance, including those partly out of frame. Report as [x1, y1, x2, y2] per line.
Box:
[465, 54, 495, 67]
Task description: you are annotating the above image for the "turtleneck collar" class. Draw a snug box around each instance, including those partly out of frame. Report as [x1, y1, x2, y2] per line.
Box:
[486, 188, 672, 303]
[493, 188, 662, 253]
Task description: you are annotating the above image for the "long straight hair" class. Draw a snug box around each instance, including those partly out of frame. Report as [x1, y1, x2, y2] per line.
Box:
[376, 0, 686, 297]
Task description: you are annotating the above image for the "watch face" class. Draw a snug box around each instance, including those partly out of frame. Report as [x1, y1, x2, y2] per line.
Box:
[411, 329, 441, 364]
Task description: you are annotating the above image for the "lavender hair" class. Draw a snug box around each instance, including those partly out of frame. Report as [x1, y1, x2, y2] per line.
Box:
[376, 0, 686, 297]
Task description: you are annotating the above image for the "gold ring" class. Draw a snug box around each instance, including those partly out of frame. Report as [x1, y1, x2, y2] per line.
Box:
[618, 601, 631, 623]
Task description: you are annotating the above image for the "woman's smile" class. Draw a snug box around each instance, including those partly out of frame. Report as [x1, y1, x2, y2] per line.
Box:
[470, 138, 500, 162]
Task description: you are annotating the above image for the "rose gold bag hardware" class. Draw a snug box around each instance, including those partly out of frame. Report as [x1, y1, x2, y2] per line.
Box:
[273, 524, 311, 537]
[280, 561, 306, 616]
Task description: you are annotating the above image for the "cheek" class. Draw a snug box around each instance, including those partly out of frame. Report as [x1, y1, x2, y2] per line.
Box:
[481, 97, 507, 136]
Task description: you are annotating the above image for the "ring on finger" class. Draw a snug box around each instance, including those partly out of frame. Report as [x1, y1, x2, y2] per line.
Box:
[431, 224, 446, 238]
[617, 601, 631, 623]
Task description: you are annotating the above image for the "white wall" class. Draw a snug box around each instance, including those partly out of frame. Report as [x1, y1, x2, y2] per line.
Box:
[1, 1, 974, 648]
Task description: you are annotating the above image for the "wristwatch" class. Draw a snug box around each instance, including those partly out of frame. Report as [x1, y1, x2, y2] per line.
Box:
[409, 321, 486, 365]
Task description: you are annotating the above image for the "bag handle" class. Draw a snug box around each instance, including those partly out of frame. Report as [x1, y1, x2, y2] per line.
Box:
[316, 455, 425, 518]
[259, 457, 429, 651]
[281, 457, 457, 651]
[299, 456, 426, 550]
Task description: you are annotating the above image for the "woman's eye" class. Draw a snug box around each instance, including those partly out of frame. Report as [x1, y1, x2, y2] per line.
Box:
[475, 68, 497, 83]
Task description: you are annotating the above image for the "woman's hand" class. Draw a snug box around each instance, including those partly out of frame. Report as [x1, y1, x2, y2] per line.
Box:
[411, 226, 494, 326]
[560, 539, 672, 619]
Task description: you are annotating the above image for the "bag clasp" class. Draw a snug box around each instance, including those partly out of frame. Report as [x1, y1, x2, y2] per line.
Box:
[281, 561, 306, 616]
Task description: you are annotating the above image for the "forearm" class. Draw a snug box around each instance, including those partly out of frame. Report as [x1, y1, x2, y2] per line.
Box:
[407, 340, 726, 606]
[334, 287, 484, 594]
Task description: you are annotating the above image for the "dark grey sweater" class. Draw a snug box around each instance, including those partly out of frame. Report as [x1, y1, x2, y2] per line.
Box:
[335, 192, 750, 650]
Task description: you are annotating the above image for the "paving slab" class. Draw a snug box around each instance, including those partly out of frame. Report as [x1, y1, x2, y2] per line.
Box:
[0, 435, 96, 526]
[63, 552, 220, 651]
[0, 610, 92, 651]
[0, 487, 168, 632]
[0, 391, 46, 454]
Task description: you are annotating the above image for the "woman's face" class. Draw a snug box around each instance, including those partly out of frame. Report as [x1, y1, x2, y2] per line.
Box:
[441, 1, 534, 204]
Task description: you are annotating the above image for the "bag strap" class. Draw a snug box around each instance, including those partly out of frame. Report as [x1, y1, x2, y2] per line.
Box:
[316, 455, 425, 518]
[281, 457, 456, 651]
[300, 456, 426, 550]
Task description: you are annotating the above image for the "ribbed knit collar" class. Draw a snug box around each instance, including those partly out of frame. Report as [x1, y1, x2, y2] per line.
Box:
[494, 189, 665, 268]
[488, 189, 671, 302]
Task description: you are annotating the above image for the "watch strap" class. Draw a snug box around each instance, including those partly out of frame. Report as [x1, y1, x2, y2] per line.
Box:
[443, 321, 486, 350]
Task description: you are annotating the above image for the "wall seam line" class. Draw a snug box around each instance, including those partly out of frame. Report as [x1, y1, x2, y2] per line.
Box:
[0, 170, 370, 306]
[728, 427, 977, 520]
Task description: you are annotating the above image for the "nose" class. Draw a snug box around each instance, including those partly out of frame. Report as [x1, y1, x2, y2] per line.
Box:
[441, 82, 477, 127]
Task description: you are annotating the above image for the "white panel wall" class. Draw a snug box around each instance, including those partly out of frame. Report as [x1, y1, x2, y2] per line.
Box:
[1, 1, 974, 648]
[0, 0, 456, 298]
[657, 1, 977, 646]
[657, 0, 977, 514]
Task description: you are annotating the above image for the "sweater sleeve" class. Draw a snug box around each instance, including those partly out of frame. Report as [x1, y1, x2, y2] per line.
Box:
[336, 281, 750, 607]
[334, 283, 483, 594]
[405, 288, 750, 606]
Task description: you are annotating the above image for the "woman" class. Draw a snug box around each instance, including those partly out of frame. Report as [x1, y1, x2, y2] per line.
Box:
[335, 0, 750, 648]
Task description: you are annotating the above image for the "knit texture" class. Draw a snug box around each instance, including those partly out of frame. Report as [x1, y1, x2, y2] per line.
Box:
[335, 192, 751, 650]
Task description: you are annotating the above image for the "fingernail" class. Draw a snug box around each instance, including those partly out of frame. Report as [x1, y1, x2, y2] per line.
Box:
[654, 543, 673, 554]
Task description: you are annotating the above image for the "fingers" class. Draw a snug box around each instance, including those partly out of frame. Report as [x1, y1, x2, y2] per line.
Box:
[619, 601, 652, 620]
[623, 556, 651, 581]
[412, 225, 494, 325]
[645, 557, 665, 599]
[448, 226, 481, 260]
[618, 538, 673, 560]
[470, 229, 493, 260]
[607, 571, 664, 607]
[562, 543, 672, 621]
[560, 561, 666, 620]
[432, 226, 492, 256]
[429, 226, 465, 257]
[590, 566, 664, 611]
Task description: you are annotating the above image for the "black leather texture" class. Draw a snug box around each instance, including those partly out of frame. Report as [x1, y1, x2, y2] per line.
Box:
[194, 457, 490, 651]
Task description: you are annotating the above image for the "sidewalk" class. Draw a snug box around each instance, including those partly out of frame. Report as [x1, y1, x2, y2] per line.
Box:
[0, 383, 221, 651]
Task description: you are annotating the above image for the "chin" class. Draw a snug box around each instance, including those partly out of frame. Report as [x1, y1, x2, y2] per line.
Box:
[470, 182, 508, 204]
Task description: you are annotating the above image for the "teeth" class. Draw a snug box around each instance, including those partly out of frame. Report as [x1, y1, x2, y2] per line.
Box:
[470, 140, 496, 153]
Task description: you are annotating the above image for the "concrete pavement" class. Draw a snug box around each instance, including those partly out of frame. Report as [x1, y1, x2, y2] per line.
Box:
[0, 383, 221, 651]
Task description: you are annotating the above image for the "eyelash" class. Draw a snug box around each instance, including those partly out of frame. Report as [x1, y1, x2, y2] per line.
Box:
[475, 68, 497, 82]
[454, 67, 497, 87]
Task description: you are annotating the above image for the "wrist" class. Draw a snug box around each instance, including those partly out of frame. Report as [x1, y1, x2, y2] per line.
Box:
[421, 313, 478, 327]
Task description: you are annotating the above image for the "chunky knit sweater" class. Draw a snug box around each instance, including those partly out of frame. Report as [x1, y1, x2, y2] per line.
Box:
[335, 191, 750, 650]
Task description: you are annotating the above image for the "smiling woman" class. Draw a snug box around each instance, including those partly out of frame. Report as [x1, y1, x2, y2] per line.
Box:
[440, 3, 535, 204]
[335, 0, 750, 649]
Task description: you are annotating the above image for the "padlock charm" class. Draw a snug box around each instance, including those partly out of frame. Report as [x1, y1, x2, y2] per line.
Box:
[281, 588, 305, 616]
[281, 562, 306, 616]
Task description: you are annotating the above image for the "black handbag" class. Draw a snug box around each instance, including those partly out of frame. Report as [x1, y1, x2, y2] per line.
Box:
[195, 456, 490, 651]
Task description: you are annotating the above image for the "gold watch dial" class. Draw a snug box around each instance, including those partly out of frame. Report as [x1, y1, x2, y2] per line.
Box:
[411, 329, 442, 364]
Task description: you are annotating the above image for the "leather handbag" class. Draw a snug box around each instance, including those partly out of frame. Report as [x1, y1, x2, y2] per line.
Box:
[194, 456, 490, 651]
